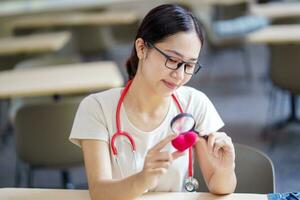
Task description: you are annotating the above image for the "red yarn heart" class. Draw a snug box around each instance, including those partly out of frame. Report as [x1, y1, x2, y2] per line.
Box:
[171, 131, 198, 152]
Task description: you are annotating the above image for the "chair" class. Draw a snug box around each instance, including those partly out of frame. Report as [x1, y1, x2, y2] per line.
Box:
[266, 44, 300, 131]
[14, 99, 84, 188]
[196, 2, 253, 80]
[194, 143, 275, 193]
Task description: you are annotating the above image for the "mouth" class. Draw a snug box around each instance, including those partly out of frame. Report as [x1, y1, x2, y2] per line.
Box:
[162, 80, 178, 90]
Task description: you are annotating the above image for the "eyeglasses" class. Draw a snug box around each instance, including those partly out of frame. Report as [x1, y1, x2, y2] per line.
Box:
[146, 42, 202, 75]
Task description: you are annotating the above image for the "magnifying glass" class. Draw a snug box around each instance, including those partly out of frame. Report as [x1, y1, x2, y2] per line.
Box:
[170, 113, 209, 192]
[170, 113, 208, 152]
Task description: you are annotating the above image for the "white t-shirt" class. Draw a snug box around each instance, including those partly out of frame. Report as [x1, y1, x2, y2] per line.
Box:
[69, 86, 224, 192]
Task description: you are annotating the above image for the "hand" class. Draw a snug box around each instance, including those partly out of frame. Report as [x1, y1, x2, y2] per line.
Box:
[200, 132, 235, 170]
[138, 133, 185, 190]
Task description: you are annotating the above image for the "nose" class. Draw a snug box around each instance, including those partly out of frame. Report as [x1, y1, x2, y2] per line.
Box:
[171, 63, 185, 80]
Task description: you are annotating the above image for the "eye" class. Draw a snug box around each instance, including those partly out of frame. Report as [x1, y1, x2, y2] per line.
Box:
[168, 57, 180, 64]
[185, 63, 195, 68]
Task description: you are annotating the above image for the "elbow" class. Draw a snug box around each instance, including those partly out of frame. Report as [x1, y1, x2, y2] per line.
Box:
[88, 182, 101, 200]
[208, 177, 237, 195]
[88, 181, 133, 200]
[88, 181, 108, 200]
[209, 185, 236, 195]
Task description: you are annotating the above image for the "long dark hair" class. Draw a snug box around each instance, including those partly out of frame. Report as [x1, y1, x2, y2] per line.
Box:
[126, 4, 204, 80]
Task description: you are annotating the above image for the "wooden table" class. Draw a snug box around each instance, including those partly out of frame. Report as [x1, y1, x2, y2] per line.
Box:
[200, 0, 248, 5]
[250, 2, 300, 20]
[0, 61, 124, 99]
[246, 25, 300, 44]
[0, 0, 137, 17]
[0, 188, 268, 200]
[0, 31, 71, 56]
[8, 11, 138, 30]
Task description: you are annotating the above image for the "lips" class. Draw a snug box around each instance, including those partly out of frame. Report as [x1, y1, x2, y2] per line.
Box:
[163, 80, 178, 89]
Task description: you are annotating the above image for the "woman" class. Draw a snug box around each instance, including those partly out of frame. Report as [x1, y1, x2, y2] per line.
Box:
[70, 4, 236, 200]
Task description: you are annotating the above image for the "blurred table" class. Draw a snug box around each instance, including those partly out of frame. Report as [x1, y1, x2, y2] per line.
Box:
[0, 31, 71, 56]
[0, 188, 268, 200]
[0, 61, 124, 99]
[0, 0, 137, 17]
[186, 0, 248, 5]
[246, 25, 300, 44]
[7, 11, 138, 30]
[250, 2, 300, 20]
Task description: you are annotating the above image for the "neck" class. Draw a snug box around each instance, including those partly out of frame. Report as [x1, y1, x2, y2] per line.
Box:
[124, 77, 170, 114]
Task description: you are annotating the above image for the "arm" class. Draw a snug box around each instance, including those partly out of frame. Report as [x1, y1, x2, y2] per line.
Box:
[81, 134, 183, 200]
[194, 132, 237, 194]
[81, 139, 147, 200]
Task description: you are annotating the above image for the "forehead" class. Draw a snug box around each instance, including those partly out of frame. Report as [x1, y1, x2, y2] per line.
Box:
[155, 31, 202, 60]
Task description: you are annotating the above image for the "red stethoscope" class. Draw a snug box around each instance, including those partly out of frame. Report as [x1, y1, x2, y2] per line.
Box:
[111, 80, 206, 192]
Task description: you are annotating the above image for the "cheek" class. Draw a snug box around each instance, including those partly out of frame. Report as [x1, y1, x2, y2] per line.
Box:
[181, 75, 192, 85]
[143, 58, 165, 77]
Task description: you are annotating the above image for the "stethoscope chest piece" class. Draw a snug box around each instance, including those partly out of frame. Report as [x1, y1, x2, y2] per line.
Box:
[184, 176, 199, 192]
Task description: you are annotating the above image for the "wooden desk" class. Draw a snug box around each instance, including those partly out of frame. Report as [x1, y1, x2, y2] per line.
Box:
[0, 31, 71, 56]
[0, 0, 137, 17]
[0, 188, 268, 200]
[8, 11, 138, 30]
[246, 25, 300, 44]
[250, 2, 300, 20]
[201, 0, 247, 5]
[0, 61, 124, 99]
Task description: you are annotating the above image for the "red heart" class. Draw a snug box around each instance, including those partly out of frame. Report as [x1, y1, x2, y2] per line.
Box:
[171, 131, 198, 152]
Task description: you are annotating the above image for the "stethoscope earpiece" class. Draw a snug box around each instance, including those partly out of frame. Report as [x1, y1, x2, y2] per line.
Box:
[184, 177, 199, 192]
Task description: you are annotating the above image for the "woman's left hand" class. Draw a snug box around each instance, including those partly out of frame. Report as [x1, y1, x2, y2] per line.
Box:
[204, 132, 235, 170]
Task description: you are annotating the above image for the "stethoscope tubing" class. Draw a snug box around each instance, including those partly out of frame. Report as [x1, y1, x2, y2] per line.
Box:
[111, 80, 196, 180]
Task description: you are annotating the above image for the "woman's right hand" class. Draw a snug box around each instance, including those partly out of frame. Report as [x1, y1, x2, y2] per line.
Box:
[138, 134, 185, 190]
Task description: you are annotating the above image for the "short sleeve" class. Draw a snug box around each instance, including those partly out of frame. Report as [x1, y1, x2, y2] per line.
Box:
[194, 92, 224, 135]
[69, 95, 109, 147]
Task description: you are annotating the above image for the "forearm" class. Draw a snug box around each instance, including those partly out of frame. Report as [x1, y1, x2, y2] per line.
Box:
[208, 166, 237, 195]
[89, 172, 148, 200]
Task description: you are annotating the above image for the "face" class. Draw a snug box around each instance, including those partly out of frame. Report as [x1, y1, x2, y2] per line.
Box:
[135, 31, 202, 97]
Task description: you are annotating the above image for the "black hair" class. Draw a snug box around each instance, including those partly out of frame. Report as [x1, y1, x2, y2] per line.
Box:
[126, 4, 204, 80]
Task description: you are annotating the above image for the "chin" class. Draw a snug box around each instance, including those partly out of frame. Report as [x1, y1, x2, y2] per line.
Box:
[159, 87, 178, 97]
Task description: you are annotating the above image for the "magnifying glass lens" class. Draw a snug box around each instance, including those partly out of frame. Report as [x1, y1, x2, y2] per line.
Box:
[171, 115, 195, 134]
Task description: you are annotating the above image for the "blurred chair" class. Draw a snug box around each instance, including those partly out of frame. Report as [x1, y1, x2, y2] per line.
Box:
[197, 2, 253, 80]
[14, 99, 84, 188]
[194, 143, 275, 193]
[266, 44, 300, 131]
[109, 20, 139, 45]
[213, 2, 249, 20]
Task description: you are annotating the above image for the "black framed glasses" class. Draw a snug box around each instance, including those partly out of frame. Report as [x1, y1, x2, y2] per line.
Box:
[146, 42, 202, 75]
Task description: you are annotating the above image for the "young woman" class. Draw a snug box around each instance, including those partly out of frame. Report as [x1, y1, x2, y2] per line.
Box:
[70, 4, 236, 200]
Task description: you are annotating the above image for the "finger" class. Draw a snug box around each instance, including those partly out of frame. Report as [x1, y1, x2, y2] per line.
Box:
[207, 133, 216, 154]
[148, 161, 171, 169]
[151, 152, 172, 162]
[171, 150, 186, 160]
[151, 168, 168, 175]
[217, 137, 234, 153]
[151, 133, 177, 152]
[213, 139, 226, 158]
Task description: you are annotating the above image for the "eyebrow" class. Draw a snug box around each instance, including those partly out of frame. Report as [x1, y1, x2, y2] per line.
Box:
[165, 49, 198, 62]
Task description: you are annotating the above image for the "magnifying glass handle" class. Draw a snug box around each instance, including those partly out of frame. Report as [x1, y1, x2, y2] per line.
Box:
[194, 131, 209, 141]
[201, 135, 209, 140]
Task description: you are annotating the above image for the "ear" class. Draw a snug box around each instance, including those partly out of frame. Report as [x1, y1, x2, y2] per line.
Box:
[135, 38, 147, 60]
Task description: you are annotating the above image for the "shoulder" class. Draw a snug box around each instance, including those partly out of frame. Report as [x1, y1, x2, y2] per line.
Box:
[174, 86, 216, 117]
[175, 86, 210, 104]
[77, 87, 122, 118]
[80, 87, 122, 107]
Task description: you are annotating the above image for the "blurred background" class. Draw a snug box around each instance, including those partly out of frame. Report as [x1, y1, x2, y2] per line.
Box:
[0, 0, 299, 193]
